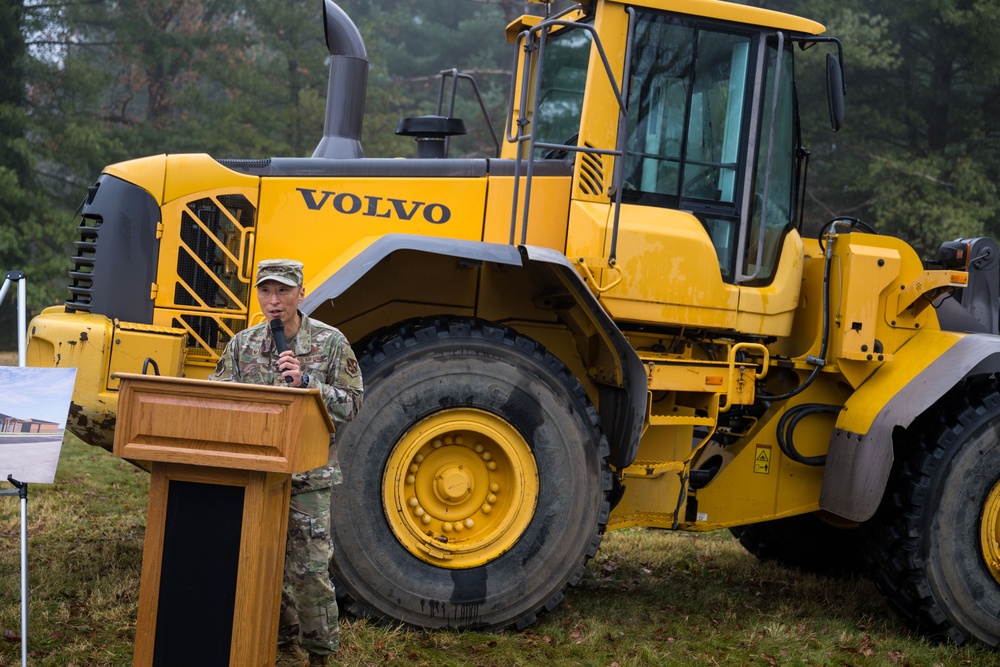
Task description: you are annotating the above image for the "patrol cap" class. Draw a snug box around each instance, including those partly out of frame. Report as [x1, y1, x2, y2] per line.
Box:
[255, 259, 304, 287]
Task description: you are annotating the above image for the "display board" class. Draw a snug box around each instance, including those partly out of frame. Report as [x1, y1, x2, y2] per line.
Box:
[0, 367, 77, 484]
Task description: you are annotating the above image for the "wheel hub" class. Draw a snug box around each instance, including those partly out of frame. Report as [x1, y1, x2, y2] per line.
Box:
[383, 408, 539, 568]
[434, 464, 473, 502]
[981, 477, 1000, 585]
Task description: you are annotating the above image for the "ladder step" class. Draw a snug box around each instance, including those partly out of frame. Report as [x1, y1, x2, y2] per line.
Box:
[648, 415, 716, 427]
[622, 460, 685, 478]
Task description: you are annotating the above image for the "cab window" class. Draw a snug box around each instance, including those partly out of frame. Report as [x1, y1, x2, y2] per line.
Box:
[533, 26, 593, 157]
[742, 39, 795, 285]
[623, 14, 754, 280]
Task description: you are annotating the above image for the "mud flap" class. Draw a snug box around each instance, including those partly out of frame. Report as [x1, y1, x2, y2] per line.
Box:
[821, 332, 1000, 521]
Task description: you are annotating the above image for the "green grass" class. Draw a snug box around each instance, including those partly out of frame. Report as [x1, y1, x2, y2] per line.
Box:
[0, 437, 147, 666]
[3, 436, 1000, 665]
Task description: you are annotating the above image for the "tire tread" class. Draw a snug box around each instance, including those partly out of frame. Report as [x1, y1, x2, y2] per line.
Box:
[863, 375, 1000, 646]
[338, 316, 613, 631]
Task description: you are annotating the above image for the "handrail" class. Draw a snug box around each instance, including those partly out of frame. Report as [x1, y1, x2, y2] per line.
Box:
[507, 12, 630, 265]
[720, 342, 770, 412]
[436, 69, 501, 158]
[577, 257, 623, 293]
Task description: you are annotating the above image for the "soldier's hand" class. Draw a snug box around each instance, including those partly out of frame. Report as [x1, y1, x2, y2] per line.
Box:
[277, 350, 301, 384]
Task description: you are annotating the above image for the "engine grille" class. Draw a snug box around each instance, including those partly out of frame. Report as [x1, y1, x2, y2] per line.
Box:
[169, 194, 257, 361]
[66, 215, 100, 312]
[64, 175, 161, 323]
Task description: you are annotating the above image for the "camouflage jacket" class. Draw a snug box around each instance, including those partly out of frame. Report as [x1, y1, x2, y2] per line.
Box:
[209, 311, 364, 493]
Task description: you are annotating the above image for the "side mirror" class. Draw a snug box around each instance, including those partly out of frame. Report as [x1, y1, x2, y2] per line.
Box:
[826, 53, 846, 132]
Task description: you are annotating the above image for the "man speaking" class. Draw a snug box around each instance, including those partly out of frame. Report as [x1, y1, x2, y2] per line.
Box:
[210, 258, 364, 665]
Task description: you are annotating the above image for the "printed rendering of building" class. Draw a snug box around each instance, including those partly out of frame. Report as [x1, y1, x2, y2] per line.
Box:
[0, 412, 60, 433]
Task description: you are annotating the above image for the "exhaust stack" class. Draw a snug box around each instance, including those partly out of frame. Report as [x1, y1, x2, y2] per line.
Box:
[312, 0, 368, 158]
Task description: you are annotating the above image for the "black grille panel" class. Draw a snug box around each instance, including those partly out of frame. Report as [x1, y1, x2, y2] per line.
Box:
[171, 194, 256, 358]
[65, 218, 101, 311]
[578, 143, 605, 196]
[64, 175, 160, 324]
[216, 158, 272, 170]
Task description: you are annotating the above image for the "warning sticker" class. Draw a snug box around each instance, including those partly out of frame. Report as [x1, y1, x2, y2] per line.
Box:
[754, 445, 771, 474]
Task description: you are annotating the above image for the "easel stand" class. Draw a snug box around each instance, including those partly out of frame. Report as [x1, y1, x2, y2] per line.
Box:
[0, 270, 27, 366]
[1, 269, 28, 666]
[1, 476, 28, 667]
[113, 374, 334, 667]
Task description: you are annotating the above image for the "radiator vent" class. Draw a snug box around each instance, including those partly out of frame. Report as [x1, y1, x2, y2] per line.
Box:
[65, 215, 101, 312]
[171, 194, 257, 361]
[578, 143, 605, 196]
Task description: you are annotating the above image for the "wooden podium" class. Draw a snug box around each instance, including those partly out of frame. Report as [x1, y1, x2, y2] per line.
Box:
[113, 373, 335, 667]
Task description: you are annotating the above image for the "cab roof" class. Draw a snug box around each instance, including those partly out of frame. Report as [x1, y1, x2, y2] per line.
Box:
[511, 0, 825, 39]
[630, 0, 825, 35]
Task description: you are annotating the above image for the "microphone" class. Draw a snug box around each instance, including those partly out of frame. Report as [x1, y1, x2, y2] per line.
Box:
[269, 318, 294, 382]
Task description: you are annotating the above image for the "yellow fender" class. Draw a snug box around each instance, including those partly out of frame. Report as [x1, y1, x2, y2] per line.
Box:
[820, 329, 1000, 521]
[299, 234, 648, 469]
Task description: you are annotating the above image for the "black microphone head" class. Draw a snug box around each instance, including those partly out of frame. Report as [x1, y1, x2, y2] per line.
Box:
[269, 317, 289, 355]
[268, 317, 292, 378]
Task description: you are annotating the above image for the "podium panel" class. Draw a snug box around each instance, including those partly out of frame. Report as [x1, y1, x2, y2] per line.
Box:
[153, 478, 244, 664]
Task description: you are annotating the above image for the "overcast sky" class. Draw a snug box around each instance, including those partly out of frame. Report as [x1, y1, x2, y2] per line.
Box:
[0, 366, 77, 427]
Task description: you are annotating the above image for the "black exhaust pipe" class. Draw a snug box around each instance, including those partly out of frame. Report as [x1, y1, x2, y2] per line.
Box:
[312, 0, 368, 158]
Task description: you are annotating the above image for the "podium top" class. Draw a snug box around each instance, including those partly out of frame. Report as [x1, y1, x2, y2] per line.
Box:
[113, 373, 336, 474]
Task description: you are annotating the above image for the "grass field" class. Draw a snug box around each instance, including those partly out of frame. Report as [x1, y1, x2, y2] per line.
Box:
[2, 435, 999, 666]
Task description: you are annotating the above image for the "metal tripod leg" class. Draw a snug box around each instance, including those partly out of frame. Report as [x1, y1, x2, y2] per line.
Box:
[1, 270, 29, 664]
[1, 476, 28, 666]
[0, 270, 26, 366]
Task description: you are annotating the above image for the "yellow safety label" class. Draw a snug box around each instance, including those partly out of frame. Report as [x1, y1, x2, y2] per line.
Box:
[754, 445, 771, 474]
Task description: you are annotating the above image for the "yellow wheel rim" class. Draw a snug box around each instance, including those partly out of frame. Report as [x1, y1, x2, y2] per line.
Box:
[383, 408, 539, 568]
[981, 478, 1000, 584]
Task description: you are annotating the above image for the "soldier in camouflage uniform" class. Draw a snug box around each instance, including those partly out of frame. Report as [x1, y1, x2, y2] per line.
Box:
[210, 259, 363, 666]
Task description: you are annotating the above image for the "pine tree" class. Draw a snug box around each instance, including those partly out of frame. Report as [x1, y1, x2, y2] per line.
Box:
[0, 3, 74, 348]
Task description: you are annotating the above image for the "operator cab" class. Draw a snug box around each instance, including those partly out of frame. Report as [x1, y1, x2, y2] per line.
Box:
[512, 0, 842, 334]
[619, 14, 795, 287]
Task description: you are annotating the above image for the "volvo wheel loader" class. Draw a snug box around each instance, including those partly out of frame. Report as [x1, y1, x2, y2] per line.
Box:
[25, 0, 1000, 646]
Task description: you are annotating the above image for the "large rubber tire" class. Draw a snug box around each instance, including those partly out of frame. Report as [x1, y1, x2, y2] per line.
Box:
[729, 511, 865, 575]
[863, 377, 1000, 646]
[329, 317, 612, 630]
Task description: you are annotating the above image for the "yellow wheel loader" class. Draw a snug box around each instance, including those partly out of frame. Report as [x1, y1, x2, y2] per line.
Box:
[26, 0, 1000, 645]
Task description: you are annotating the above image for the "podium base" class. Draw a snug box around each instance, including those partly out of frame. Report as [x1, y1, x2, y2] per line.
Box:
[134, 463, 290, 667]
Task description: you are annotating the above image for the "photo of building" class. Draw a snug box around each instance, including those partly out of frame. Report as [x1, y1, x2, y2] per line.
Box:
[0, 412, 61, 434]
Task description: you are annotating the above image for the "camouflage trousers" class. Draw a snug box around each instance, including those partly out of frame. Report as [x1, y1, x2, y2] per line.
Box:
[279, 486, 338, 656]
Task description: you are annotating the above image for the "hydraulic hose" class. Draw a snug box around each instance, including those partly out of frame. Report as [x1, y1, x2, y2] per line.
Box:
[776, 403, 842, 466]
[761, 223, 835, 401]
[763, 216, 873, 402]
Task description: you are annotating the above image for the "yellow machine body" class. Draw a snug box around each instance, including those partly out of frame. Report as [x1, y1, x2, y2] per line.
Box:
[30, 0, 982, 529]
[25, 0, 1000, 640]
